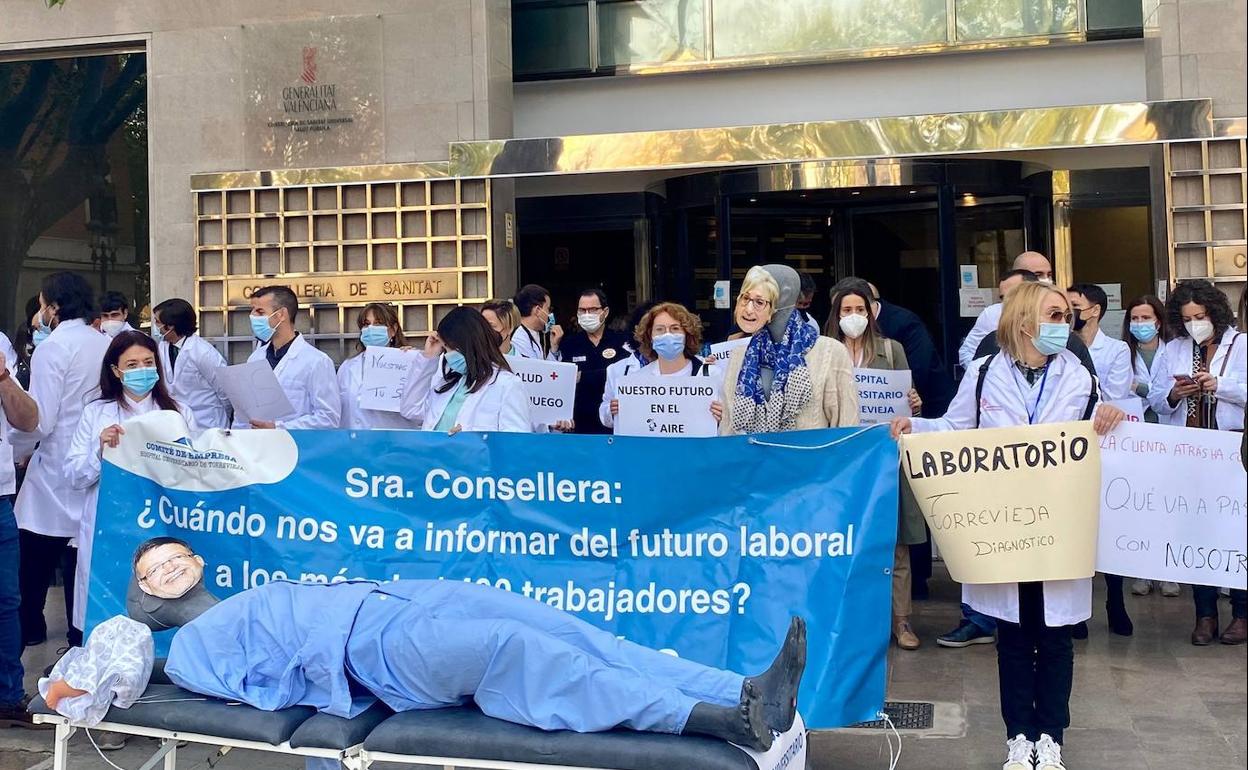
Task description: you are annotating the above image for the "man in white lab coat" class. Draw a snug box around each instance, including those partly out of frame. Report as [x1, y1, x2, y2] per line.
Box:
[1067, 283, 1132, 402]
[15, 272, 111, 647]
[98, 291, 137, 338]
[153, 298, 231, 429]
[958, 252, 1053, 370]
[235, 286, 339, 430]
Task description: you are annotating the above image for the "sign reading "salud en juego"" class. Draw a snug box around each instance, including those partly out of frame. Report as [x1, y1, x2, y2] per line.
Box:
[227, 272, 458, 305]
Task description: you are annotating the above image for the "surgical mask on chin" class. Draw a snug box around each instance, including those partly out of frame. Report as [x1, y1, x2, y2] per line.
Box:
[444, 350, 468, 374]
[359, 324, 390, 347]
[1129, 322, 1158, 343]
[838, 314, 869, 339]
[32, 328, 50, 347]
[101, 319, 126, 337]
[577, 313, 603, 333]
[37, 313, 53, 334]
[1032, 323, 1069, 356]
[652, 332, 686, 361]
[250, 313, 277, 343]
[1185, 319, 1215, 344]
[121, 367, 160, 396]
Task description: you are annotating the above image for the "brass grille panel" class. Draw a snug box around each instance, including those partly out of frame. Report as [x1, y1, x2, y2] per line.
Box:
[1164, 139, 1247, 310]
[194, 178, 492, 364]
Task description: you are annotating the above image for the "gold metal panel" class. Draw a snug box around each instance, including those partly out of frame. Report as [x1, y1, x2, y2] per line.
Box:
[191, 162, 450, 191]
[225, 271, 460, 306]
[1213, 245, 1247, 278]
[1052, 170, 1073, 290]
[451, 100, 1214, 178]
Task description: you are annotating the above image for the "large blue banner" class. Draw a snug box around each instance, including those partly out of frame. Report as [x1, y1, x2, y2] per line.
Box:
[87, 412, 898, 728]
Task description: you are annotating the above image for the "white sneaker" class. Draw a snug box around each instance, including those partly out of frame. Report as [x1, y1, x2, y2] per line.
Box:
[1035, 734, 1065, 770]
[1131, 579, 1152, 596]
[1004, 734, 1035, 770]
[1161, 581, 1181, 597]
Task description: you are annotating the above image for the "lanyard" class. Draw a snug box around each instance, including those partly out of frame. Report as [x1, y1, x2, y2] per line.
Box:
[1011, 360, 1050, 425]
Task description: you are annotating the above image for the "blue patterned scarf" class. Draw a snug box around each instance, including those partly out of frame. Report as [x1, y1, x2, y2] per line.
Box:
[732, 310, 818, 433]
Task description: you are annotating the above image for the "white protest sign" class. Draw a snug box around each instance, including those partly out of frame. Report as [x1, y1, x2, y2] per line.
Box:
[508, 357, 577, 423]
[359, 347, 417, 412]
[706, 337, 748, 364]
[855, 368, 912, 425]
[1105, 397, 1145, 423]
[1097, 422, 1247, 589]
[218, 360, 295, 422]
[615, 374, 719, 437]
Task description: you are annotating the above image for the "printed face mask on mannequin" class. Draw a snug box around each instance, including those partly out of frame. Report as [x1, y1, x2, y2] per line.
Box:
[127, 540, 219, 631]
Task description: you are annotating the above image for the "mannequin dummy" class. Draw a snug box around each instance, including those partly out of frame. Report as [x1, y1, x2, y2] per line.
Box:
[89, 537, 806, 750]
[759, 264, 801, 395]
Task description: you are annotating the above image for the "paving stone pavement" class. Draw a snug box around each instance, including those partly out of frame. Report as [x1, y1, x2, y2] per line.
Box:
[4, 567, 1244, 770]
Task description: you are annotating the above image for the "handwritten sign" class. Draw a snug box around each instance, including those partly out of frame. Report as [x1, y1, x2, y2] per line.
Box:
[1105, 397, 1145, 423]
[616, 375, 719, 437]
[1097, 422, 1246, 589]
[507, 357, 577, 423]
[359, 347, 417, 412]
[706, 337, 749, 364]
[855, 368, 911, 425]
[217, 360, 295, 422]
[900, 421, 1101, 584]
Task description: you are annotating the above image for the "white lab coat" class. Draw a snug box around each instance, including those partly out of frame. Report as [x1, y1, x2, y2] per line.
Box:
[159, 334, 231, 430]
[233, 334, 341, 429]
[1148, 328, 1246, 431]
[1129, 345, 1163, 415]
[1086, 329, 1132, 401]
[599, 357, 724, 432]
[337, 352, 420, 430]
[912, 349, 1097, 627]
[599, 351, 649, 429]
[0, 391, 17, 496]
[14, 319, 110, 538]
[399, 353, 532, 432]
[66, 397, 196, 628]
[958, 302, 1003, 369]
[510, 325, 561, 361]
[0, 331, 16, 374]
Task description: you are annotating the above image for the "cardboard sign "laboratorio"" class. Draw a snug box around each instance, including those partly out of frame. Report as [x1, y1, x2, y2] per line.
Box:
[616, 375, 719, 437]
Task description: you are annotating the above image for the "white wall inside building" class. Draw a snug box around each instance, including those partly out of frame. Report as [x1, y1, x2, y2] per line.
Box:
[515, 40, 1148, 138]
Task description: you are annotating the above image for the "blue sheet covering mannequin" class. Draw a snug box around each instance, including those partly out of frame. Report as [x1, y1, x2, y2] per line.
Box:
[119, 538, 805, 751]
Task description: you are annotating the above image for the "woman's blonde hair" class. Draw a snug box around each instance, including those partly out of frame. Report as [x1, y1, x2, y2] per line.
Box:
[481, 298, 521, 336]
[997, 281, 1070, 360]
[636, 302, 704, 361]
[739, 266, 780, 307]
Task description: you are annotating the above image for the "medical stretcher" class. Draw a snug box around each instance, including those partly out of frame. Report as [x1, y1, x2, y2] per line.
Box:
[30, 678, 806, 770]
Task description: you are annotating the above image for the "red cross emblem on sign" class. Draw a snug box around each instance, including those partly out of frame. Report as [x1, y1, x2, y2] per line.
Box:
[549, 371, 559, 380]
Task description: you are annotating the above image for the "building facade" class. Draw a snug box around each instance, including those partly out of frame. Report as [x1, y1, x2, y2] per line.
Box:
[1, 0, 1243, 367]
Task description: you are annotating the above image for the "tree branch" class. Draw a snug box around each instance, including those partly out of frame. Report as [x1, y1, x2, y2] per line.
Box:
[0, 61, 54, 149]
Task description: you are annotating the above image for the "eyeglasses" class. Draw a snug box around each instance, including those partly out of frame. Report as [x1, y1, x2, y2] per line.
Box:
[577, 307, 603, 314]
[737, 295, 771, 311]
[653, 324, 684, 335]
[1043, 309, 1073, 324]
[139, 553, 195, 584]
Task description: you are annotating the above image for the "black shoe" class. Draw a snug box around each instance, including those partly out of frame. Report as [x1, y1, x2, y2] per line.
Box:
[936, 621, 995, 648]
[1071, 621, 1089, 639]
[0, 694, 53, 730]
[22, 634, 46, 648]
[1107, 602, 1134, 636]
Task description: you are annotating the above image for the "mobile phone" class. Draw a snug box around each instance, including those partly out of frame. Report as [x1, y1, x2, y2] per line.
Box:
[1173, 374, 1195, 384]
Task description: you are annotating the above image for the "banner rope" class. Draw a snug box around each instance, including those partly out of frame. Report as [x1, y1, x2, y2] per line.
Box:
[746, 423, 888, 451]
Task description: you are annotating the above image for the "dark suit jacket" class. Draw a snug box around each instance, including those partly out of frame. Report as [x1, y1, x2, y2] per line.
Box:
[875, 301, 955, 417]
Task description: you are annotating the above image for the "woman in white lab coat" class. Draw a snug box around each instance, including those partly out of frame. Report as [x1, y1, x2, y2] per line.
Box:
[337, 303, 419, 430]
[598, 301, 657, 430]
[152, 298, 231, 430]
[400, 307, 532, 433]
[600, 302, 724, 432]
[1147, 279, 1246, 645]
[481, 298, 522, 357]
[891, 281, 1124, 770]
[66, 331, 196, 633]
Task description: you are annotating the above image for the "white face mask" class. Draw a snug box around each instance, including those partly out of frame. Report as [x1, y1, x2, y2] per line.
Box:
[1185, 318, 1215, 344]
[577, 313, 603, 333]
[839, 314, 870, 339]
[101, 319, 127, 337]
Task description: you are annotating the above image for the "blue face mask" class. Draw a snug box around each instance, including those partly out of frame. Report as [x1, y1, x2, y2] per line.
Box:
[1129, 322, 1158, 343]
[121, 366, 160, 396]
[250, 312, 277, 343]
[359, 324, 390, 347]
[652, 332, 686, 361]
[444, 350, 468, 375]
[32, 328, 50, 347]
[544, 312, 556, 334]
[1032, 323, 1069, 356]
[36, 312, 53, 335]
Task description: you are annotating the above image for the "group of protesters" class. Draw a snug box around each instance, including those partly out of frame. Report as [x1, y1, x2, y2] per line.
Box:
[1, 258, 1244, 770]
